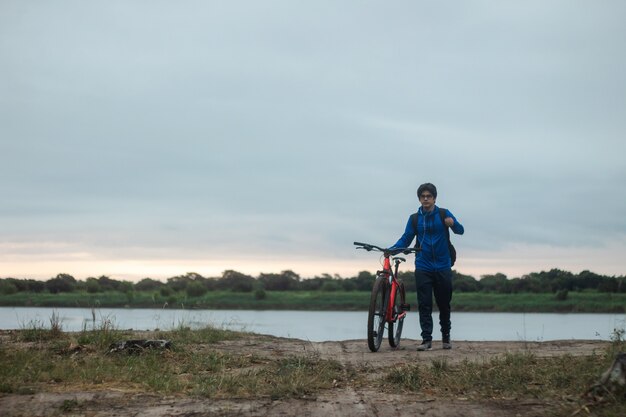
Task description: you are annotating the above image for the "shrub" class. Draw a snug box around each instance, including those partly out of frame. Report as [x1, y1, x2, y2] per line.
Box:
[45, 274, 76, 293]
[217, 270, 255, 292]
[320, 281, 341, 292]
[186, 282, 208, 297]
[0, 281, 18, 295]
[555, 289, 569, 301]
[134, 278, 164, 292]
[86, 278, 101, 293]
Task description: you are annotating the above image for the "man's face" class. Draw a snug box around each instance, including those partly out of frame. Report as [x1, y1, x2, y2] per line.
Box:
[419, 191, 436, 211]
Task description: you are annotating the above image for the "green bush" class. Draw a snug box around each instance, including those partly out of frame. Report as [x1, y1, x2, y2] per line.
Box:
[555, 289, 569, 301]
[320, 281, 341, 292]
[186, 282, 208, 297]
[0, 281, 18, 295]
[86, 279, 101, 293]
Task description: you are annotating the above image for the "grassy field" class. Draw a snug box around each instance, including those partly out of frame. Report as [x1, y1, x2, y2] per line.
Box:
[0, 325, 342, 400]
[383, 348, 626, 417]
[452, 291, 626, 313]
[0, 290, 625, 313]
[1, 323, 625, 416]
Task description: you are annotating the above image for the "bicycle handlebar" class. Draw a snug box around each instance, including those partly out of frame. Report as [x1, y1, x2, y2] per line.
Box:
[353, 241, 418, 255]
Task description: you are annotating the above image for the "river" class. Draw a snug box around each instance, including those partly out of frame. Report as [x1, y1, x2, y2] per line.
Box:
[1, 307, 624, 342]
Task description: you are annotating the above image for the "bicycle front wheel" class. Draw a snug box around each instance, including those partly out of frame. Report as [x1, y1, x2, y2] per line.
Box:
[388, 282, 406, 348]
[367, 275, 387, 352]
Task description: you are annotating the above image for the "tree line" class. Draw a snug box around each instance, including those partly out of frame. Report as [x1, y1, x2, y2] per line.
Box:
[0, 268, 625, 297]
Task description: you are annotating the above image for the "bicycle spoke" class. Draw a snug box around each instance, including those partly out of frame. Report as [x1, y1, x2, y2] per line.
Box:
[367, 276, 387, 352]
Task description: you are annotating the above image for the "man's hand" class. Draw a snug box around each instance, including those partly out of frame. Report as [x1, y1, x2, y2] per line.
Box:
[385, 248, 403, 256]
[444, 217, 455, 227]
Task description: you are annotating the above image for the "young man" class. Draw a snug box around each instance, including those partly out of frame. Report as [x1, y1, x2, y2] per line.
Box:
[390, 183, 464, 351]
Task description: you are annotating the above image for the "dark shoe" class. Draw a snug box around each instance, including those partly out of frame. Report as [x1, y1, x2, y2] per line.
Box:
[442, 336, 452, 350]
[416, 341, 432, 351]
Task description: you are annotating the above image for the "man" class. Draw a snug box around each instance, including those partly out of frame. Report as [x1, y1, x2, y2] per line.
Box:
[390, 183, 464, 351]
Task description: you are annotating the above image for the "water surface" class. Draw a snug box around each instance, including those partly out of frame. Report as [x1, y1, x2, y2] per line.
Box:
[1, 307, 624, 342]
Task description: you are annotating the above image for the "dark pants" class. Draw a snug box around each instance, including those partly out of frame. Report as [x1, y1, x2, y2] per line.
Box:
[415, 269, 453, 342]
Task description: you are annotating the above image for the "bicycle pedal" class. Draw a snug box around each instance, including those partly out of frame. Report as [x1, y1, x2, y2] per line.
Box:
[400, 303, 411, 311]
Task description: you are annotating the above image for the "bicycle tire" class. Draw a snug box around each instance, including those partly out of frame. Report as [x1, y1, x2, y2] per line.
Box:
[367, 275, 387, 352]
[388, 282, 406, 348]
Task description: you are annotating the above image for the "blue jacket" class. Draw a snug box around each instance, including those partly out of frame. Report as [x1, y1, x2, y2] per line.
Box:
[391, 205, 464, 271]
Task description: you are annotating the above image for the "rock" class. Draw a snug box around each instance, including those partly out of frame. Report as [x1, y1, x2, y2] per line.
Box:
[108, 339, 172, 354]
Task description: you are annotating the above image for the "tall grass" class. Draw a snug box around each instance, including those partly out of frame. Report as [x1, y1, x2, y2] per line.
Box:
[17, 310, 64, 342]
[76, 315, 121, 349]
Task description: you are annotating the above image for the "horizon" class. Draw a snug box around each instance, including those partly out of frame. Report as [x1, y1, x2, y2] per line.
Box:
[2, 255, 623, 283]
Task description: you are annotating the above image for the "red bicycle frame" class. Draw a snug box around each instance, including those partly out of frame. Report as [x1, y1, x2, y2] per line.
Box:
[379, 253, 407, 324]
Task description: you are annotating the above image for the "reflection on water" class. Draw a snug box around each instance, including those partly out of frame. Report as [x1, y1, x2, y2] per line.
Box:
[1, 307, 624, 342]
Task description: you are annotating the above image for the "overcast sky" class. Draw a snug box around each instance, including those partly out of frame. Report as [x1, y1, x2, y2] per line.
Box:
[2, 1, 625, 281]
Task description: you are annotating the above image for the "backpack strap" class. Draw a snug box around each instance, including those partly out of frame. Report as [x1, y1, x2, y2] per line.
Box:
[440, 208, 457, 266]
[439, 208, 451, 244]
[410, 212, 420, 249]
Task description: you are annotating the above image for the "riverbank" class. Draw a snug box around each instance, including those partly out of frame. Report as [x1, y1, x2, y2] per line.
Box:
[0, 327, 624, 417]
[1, 290, 625, 313]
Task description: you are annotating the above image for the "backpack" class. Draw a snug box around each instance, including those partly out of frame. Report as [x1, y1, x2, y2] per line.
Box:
[410, 208, 457, 267]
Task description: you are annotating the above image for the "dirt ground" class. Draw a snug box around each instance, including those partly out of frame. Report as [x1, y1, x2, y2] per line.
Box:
[0, 335, 610, 417]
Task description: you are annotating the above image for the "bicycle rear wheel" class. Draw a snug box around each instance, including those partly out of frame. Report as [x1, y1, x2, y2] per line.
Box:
[388, 282, 406, 348]
[367, 275, 387, 352]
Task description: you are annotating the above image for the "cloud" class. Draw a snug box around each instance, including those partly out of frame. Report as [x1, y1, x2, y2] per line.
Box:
[1, 1, 626, 280]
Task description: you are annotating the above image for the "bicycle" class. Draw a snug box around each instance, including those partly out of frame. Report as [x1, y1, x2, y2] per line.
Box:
[354, 242, 417, 352]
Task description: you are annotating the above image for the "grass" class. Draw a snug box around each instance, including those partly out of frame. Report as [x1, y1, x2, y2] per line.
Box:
[1, 290, 625, 312]
[384, 335, 626, 417]
[452, 291, 626, 313]
[384, 354, 602, 414]
[0, 319, 342, 400]
[0, 290, 369, 310]
[17, 310, 63, 342]
[1, 314, 625, 416]
[189, 355, 343, 399]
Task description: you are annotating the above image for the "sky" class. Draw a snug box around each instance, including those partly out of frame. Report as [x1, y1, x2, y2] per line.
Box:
[1, 1, 626, 282]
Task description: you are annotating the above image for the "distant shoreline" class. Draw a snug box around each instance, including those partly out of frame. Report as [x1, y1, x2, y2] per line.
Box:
[1, 290, 625, 313]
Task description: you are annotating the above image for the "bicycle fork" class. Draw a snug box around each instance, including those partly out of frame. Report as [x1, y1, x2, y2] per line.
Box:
[386, 280, 407, 322]
[385, 260, 410, 323]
